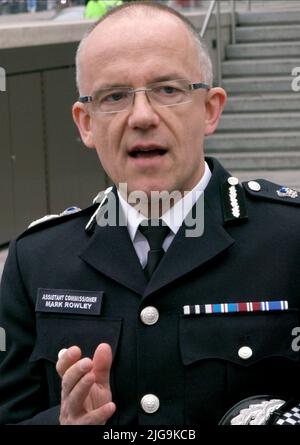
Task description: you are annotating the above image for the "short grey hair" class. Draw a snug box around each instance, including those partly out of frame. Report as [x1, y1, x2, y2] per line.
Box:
[75, 1, 213, 95]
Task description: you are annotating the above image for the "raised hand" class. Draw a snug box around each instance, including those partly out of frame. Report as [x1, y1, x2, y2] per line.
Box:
[56, 343, 116, 425]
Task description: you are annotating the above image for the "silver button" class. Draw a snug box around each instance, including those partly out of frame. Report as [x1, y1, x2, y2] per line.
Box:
[141, 394, 160, 414]
[140, 306, 159, 326]
[248, 181, 261, 192]
[228, 176, 239, 186]
[238, 346, 253, 360]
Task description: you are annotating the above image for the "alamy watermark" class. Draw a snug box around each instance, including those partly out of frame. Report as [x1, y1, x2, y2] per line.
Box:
[291, 326, 300, 352]
[95, 184, 205, 238]
[291, 67, 300, 92]
[0, 327, 6, 352]
[0, 66, 6, 92]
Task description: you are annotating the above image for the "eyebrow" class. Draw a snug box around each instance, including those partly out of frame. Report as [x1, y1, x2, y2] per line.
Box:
[150, 74, 187, 83]
[93, 74, 188, 91]
[92, 83, 129, 92]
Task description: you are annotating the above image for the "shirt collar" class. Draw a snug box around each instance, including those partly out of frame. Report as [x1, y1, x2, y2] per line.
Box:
[118, 191, 146, 242]
[118, 161, 211, 242]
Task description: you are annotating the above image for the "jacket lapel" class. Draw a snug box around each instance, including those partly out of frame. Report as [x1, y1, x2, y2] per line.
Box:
[79, 190, 147, 295]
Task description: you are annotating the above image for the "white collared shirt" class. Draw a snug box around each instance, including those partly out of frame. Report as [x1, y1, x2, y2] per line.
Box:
[118, 162, 211, 268]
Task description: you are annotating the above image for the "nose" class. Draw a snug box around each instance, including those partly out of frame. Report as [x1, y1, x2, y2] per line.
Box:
[127, 90, 160, 130]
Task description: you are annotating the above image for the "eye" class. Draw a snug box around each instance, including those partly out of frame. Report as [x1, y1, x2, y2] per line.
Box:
[156, 85, 180, 95]
[102, 90, 128, 103]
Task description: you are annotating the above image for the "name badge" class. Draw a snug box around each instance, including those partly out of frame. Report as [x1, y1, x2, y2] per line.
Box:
[36, 288, 103, 315]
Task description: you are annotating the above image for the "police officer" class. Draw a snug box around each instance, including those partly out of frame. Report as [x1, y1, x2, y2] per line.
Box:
[0, 1, 300, 425]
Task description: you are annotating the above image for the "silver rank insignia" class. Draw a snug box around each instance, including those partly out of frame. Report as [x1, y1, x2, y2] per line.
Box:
[28, 206, 81, 229]
[230, 399, 285, 425]
[219, 395, 300, 425]
[221, 177, 248, 224]
[276, 186, 298, 199]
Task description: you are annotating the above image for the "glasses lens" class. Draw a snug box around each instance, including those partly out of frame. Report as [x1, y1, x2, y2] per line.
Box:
[149, 79, 192, 107]
[92, 87, 132, 113]
[89, 80, 195, 114]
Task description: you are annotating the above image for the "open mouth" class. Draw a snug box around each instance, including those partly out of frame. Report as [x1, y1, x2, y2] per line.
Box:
[129, 147, 167, 158]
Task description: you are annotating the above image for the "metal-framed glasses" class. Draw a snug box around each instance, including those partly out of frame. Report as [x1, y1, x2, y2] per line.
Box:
[79, 79, 210, 114]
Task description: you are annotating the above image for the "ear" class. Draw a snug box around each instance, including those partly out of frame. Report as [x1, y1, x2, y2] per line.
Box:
[204, 87, 227, 136]
[72, 101, 95, 148]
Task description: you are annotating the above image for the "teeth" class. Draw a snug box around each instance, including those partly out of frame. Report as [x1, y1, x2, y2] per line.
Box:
[138, 147, 158, 152]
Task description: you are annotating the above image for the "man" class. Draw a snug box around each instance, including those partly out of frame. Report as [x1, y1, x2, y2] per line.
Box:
[0, 1, 300, 426]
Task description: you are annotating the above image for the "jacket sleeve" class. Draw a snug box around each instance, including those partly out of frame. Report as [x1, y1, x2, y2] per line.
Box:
[0, 240, 60, 425]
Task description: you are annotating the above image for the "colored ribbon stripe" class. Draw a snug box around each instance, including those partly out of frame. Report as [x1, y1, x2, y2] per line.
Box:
[183, 300, 288, 315]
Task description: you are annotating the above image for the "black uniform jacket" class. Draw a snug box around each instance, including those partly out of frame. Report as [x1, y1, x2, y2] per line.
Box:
[0, 157, 300, 425]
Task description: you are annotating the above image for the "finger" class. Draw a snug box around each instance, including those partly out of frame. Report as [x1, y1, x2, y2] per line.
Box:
[67, 371, 96, 416]
[61, 357, 93, 397]
[92, 343, 113, 387]
[58, 348, 67, 360]
[86, 402, 116, 425]
[56, 345, 82, 378]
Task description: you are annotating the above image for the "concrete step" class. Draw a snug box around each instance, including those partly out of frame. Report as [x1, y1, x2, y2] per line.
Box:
[222, 76, 293, 93]
[205, 131, 300, 151]
[237, 10, 300, 26]
[236, 25, 300, 43]
[222, 58, 299, 77]
[224, 93, 300, 113]
[226, 42, 300, 59]
[219, 7, 300, 177]
[206, 151, 300, 170]
[218, 112, 300, 132]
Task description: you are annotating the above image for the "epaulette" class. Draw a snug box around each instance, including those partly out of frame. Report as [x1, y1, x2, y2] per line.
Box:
[19, 187, 115, 241]
[28, 206, 82, 229]
[243, 179, 300, 207]
[17, 203, 98, 241]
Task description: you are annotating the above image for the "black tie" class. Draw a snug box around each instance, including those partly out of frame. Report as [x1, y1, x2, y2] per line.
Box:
[139, 220, 170, 280]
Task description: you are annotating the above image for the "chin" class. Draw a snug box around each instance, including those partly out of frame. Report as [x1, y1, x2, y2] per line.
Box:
[143, 184, 169, 195]
[126, 180, 161, 194]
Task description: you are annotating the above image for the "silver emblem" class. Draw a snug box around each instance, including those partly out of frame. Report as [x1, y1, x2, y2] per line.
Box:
[276, 186, 298, 199]
[231, 399, 285, 425]
[229, 186, 240, 218]
[60, 206, 81, 216]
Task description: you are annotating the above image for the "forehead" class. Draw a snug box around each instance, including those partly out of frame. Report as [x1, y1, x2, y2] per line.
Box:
[80, 11, 202, 90]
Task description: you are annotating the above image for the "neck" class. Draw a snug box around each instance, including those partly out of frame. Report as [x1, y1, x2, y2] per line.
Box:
[118, 160, 207, 218]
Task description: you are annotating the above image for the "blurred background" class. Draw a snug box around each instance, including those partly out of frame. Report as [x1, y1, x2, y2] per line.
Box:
[0, 0, 203, 17]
